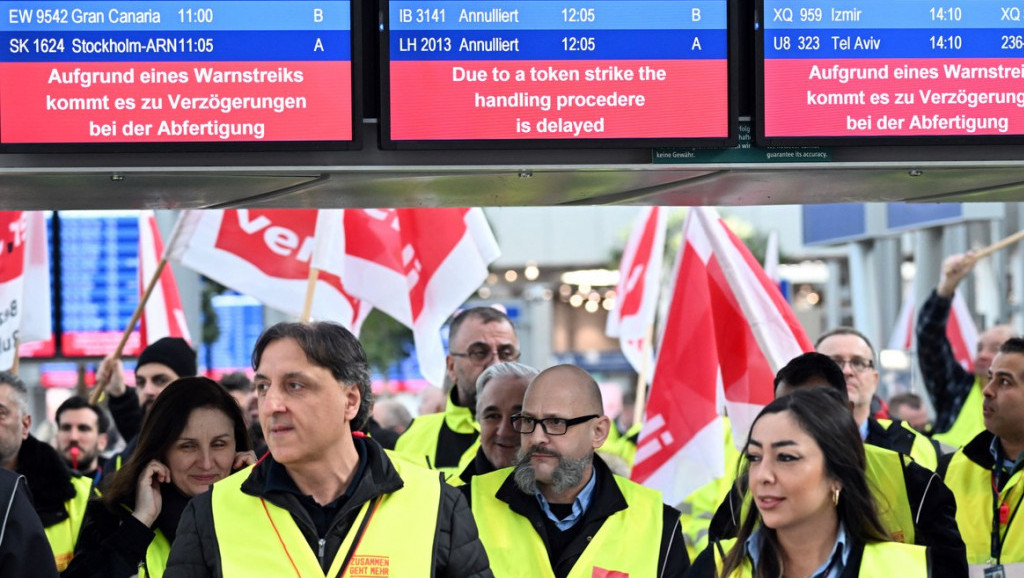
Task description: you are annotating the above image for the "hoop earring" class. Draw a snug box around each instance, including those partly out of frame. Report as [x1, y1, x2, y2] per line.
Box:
[832, 487, 841, 506]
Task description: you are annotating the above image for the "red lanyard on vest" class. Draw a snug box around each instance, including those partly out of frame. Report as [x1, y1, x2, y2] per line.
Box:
[990, 468, 1024, 564]
[260, 495, 382, 578]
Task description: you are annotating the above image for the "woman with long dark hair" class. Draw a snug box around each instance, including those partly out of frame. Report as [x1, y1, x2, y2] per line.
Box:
[686, 388, 932, 578]
[64, 377, 253, 578]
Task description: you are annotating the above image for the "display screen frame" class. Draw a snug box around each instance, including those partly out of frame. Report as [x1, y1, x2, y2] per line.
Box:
[754, 0, 1024, 147]
[379, 0, 739, 150]
[0, 0, 363, 153]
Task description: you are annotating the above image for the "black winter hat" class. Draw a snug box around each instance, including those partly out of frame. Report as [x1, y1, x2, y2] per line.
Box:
[136, 337, 197, 378]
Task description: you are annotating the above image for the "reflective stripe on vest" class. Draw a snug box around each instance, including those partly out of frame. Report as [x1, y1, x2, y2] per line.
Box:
[471, 467, 663, 578]
[394, 404, 479, 481]
[213, 457, 441, 578]
[712, 537, 928, 577]
[44, 475, 93, 571]
[944, 448, 1024, 564]
[864, 445, 915, 544]
[933, 382, 986, 450]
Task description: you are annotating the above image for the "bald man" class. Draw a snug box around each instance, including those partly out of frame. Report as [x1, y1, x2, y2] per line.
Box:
[917, 252, 1015, 448]
[463, 364, 688, 578]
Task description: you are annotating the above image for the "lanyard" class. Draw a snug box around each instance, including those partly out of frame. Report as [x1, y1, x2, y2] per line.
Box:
[990, 467, 1024, 564]
[260, 495, 382, 578]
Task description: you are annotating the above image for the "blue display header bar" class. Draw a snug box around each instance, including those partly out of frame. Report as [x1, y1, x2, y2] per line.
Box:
[1, 1, 350, 31]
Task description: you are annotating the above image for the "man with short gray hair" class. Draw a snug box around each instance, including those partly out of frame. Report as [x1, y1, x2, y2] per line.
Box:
[457, 361, 538, 485]
[0, 372, 83, 571]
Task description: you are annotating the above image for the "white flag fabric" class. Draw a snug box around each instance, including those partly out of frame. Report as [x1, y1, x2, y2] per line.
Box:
[0, 212, 27, 370]
[889, 288, 978, 371]
[168, 209, 371, 335]
[20, 211, 52, 345]
[139, 211, 192, 345]
[605, 207, 666, 377]
[312, 208, 500, 386]
[631, 207, 813, 505]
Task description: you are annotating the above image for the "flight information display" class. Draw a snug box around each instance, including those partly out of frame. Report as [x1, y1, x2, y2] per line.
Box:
[382, 0, 733, 147]
[0, 0, 356, 148]
[59, 211, 143, 357]
[758, 0, 1024, 144]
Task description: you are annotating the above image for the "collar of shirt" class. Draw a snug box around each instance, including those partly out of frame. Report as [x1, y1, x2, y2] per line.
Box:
[858, 418, 869, 442]
[745, 523, 850, 578]
[533, 467, 597, 531]
[266, 436, 370, 504]
[988, 436, 1022, 484]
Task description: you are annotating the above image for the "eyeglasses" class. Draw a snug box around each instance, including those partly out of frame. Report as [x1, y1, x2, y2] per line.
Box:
[829, 356, 874, 372]
[450, 344, 520, 363]
[510, 414, 599, 435]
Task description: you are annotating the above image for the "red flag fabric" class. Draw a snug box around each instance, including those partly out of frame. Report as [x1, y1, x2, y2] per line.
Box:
[168, 209, 371, 335]
[605, 207, 666, 377]
[0, 212, 27, 370]
[139, 211, 192, 346]
[889, 289, 978, 371]
[631, 207, 812, 505]
[312, 208, 500, 386]
[18, 211, 53, 353]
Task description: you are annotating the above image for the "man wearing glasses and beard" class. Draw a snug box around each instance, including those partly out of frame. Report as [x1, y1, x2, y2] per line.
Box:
[463, 364, 689, 578]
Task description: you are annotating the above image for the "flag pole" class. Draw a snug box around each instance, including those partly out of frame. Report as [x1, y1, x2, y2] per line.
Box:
[970, 228, 1024, 261]
[89, 257, 168, 405]
[301, 267, 319, 322]
[10, 338, 19, 375]
[632, 323, 654, 429]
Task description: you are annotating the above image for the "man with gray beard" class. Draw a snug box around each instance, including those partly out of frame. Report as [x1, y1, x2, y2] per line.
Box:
[462, 364, 688, 577]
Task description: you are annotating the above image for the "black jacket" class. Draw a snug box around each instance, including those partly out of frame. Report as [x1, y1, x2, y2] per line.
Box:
[107, 387, 143, 444]
[164, 436, 492, 578]
[866, 417, 942, 466]
[0, 468, 59, 578]
[462, 455, 690, 578]
[63, 483, 191, 578]
[707, 453, 967, 578]
[458, 446, 498, 485]
[686, 536, 933, 578]
[16, 434, 76, 529]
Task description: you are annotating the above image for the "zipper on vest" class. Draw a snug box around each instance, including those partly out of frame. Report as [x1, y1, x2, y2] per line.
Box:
[318, 537, 326, 566]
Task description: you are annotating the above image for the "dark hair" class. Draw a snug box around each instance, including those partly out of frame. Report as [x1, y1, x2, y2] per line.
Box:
[721, 388, 888, 578]
[102, 377, 251, 512]
[448, 306, 515, 344]
[888, 392, 923, 411]
[815, 326, 876, 360]
[55, 396, 109, 434]
[773, 352, 848, 404]
[999, 336, 1024, 355]
[251, 322, 373, 431]
[219, 371, 253, 394]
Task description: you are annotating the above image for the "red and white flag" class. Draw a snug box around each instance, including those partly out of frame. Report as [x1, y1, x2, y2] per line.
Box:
[605, 207, 666, 377]
[312, 208, 500, 386]
[0, 212, 28, 370]
[167, 209, 371, 335]
[19, 211, 52, 346]
[631, 207, 813, 505]
[139, 211, 192, 345]
[889, 289, 978, 371]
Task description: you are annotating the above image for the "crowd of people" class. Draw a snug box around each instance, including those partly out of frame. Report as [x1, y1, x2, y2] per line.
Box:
[0, 249, 1020, 577]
